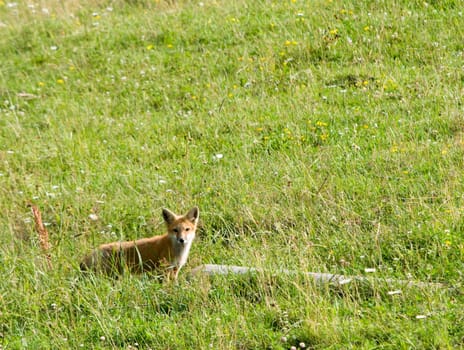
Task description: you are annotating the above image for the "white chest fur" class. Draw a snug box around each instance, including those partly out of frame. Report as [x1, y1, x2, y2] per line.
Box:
[170, 233, 195, 268]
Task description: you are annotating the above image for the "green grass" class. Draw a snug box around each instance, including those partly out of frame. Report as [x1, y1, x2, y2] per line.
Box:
[1, 0, 464, 348]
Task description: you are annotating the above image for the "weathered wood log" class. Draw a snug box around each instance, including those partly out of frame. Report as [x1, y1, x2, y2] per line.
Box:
[190, 264, 444, 289]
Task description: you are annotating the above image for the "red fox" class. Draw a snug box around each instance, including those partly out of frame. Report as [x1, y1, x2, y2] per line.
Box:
[80, 207, 199, 279]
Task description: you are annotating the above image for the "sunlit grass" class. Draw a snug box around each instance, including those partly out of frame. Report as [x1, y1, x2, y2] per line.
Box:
[1, 0, 463, 348]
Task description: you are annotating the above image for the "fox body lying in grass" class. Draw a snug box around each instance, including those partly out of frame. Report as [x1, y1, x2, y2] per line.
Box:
[80, 207, 199, 279]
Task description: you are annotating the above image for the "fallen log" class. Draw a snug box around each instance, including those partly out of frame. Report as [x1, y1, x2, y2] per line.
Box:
[190, 264, 444, 289]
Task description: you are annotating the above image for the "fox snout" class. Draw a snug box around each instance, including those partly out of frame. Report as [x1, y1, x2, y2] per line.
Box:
[177, 237, 186, 244]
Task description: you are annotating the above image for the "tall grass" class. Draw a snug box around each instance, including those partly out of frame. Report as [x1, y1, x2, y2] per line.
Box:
[1, 0, 463, 348]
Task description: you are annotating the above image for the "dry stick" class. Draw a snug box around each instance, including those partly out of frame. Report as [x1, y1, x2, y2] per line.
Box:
[190, 264, 444, 290]
[30, 205, 52, 269]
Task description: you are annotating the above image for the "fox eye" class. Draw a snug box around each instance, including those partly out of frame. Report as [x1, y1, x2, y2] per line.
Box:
[173, 228, 179, 233]
[186, 227, 190, 231]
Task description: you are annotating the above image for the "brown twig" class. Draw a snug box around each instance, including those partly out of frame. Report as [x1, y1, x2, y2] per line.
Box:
[30, 205, 52, 268]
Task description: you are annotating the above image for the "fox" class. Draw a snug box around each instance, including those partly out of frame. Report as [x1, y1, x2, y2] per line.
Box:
[80, 207, 199, 280]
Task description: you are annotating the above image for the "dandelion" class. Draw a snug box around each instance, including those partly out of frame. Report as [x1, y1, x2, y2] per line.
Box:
[363, 25, 370, 31]
[146, 44, 154, 50]
[316, 121, 328, 127]
[57, 79, 64, 84]
[38, 82, 45, 87]
[167, 44, 173, 48]
[329, 29, 338, 35]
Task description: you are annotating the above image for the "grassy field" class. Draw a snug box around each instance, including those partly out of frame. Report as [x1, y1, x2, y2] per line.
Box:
[1, 0, 464, 348]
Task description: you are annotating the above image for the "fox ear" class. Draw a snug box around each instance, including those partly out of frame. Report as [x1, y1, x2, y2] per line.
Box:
[162, 208, 176, 225]
[186, 206, 199, 224]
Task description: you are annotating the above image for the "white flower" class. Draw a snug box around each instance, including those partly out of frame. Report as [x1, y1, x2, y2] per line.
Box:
[387, 290, 402, 295]
[88, 214, 99, 221]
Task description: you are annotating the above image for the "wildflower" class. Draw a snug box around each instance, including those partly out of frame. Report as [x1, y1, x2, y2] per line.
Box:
[38, 82, 45, 87]
[329, 29, 338, 35]
[57, 79, 64, 84]
[167, 44, 173, 48]
[316, 121, 328, 127]
[364, 268, 376, 273]
[146, 44, 154, 50]
[363, 25, 370, 31]
[88, 214, 98, 221]
[415, 315, 427, 319]
[387, 290, 402, 295]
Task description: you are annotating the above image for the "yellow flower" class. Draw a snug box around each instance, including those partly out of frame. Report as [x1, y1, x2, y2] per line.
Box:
[364, 26, 370, 31]
[57, 79, 65, 84]
[146, 44, 154, 50]
[167, 44, 173, 48]
[38, 82, 45, 87]
[329, 29, 338, 35]
[316, 121, 328, 127]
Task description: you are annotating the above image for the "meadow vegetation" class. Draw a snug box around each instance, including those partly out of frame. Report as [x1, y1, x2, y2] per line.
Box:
[1, 0, 463, 348]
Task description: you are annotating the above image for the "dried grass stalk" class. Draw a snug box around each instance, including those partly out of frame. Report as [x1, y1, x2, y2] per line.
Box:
[30, 205, 52, 268]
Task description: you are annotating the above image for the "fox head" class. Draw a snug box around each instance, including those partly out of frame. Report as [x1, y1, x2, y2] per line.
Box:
[162, 207, 199, 247]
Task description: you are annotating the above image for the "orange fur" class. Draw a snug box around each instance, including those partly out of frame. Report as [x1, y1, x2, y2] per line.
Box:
[80, 207, 199, 279]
